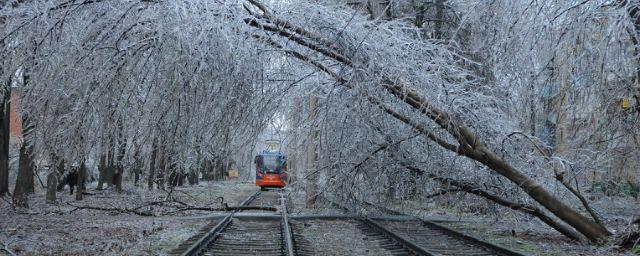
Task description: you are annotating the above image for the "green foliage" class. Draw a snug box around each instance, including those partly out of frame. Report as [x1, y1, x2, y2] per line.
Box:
[619, 181, 640, 198]
[591, 179, 640, 198]
[632, 244, 640, 255]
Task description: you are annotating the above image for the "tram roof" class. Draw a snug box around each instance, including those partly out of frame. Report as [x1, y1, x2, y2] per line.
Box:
[258, 150, 286, 156]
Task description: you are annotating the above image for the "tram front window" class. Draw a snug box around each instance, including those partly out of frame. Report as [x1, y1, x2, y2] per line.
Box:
[263, 156, 279, 173]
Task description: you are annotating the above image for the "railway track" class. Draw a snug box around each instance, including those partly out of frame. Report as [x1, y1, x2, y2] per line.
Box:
[171, 190, 526, 256]
[290, 218, 414, 256]
[318, 196, 527, 256]
[246, 189, 282, 210]
[170, 189, 292, 256]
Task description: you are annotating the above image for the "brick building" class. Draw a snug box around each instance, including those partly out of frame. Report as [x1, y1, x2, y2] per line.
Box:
[9, 88, 22, 141]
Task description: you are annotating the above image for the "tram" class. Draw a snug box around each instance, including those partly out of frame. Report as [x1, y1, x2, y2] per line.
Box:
[255, 150, 288, 189]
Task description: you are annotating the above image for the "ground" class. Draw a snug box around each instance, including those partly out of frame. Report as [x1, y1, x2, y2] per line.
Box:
[0, 181, 256, 256]
[1, 181, 639, 256]
[382, 195, 640, 256]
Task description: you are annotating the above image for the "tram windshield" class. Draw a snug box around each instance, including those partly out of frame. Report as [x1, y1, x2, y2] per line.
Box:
[263, 155, 280, 170]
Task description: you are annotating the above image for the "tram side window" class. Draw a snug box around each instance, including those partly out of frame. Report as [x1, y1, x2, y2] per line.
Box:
[255, 155, 263, 170]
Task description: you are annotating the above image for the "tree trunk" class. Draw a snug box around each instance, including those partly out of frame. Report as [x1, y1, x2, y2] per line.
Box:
[46, 156, 62, 203]
[148, 140, 157, 190]
[75, 163, 85, 200]
[23, 124, 36, 193]
[469, 146, 611, 241]
[178, 170, 185, 186]
[106, 147, 115, 186]
[402, 164, 584, 241]
[157, 150, 165, 190]
[306, 95, 318, 208]
[114, 119, 125, 192]
[13, 138, 33, 207]
[200, 159, 207, 181]
[215, 158, 224, 181]
[212, 158, 218, 181]
[114, 169, 122, 192]
[201, 159, 212, 181]
[168, 170, 177, 188]
[194, 170, 199, 184]
[434, 0, 445, 39]
[0, 87, 10, 196]
[188, 169, 198, 185]
[168, 153, 178, 188]
[167, 153, 175, 187]
[115, 146, 125, 193]
[25, 145, 34, 193]
[387, 82, 612, 242]
[45, 172, 58, 203]
[626, 3, 640, 113]
[133, 147, 141, 187]
[97, 153, 106, 190]
[0, 14, 4, 195]
[134, 168, 140, 186]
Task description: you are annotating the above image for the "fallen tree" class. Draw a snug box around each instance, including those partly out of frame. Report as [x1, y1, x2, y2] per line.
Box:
[67, 201, 276, 217]
[243, 0, 611, 242]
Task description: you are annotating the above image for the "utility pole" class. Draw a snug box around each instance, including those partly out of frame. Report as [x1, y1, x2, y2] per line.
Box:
[305, 95, 318, 208]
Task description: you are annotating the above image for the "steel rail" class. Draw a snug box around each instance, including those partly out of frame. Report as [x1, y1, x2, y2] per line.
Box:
[320, 195, 434, 255]
[324, 194, 527, 256]
[362, 217, 436, 256]
[420, 219, 527, 256]
[177, 190, 261, 256]
[280, 193, 296, 256]
[357, 198, 526, 256]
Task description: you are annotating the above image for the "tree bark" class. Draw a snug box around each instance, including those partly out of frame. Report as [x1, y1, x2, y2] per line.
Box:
[306, 95, 318, 208]
[104, 147, 114, 186]
[45, 172, 58, 203]
[626, 2, 640, 113]
[115, 146, 124, 193]
[13, 137, 33, 207]
[434, 0, 445, 39]
[19, 75, 34, 193]
[97, 153, 106, 190]
[387, 76, 603, 238]
[133, 148, 141, 187]
[167, 153, 176, 187]
[134, 168, 140, 186]
[114, 119, 125, 192]
[188, 169, 198, 185]
[177, 170, 185, 186]
[0, 86, 10, 196]
[46, 158, 64, 203]
[75, 163, 85, 200]
[157, 149, 165, 190]
[212, 158, 219, 181]
[401, 164, 583, 241]
[148, 139, 157, 190]
[168, 170, 177, 188]
[25, 144, 34, 193]
[114, 168, 122, 192]
[201, 158, 212, 181]
[216, 158, 224, 181]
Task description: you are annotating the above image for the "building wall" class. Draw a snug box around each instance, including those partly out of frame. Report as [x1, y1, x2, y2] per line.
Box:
[9, 89, 22, 141]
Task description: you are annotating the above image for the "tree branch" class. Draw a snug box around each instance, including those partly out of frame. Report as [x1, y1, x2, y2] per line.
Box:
[397, 163, 584, 241]
[67, 202, 155, 216]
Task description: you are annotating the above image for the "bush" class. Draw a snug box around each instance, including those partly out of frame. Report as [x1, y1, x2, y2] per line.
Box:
[591, 179, 640, 198]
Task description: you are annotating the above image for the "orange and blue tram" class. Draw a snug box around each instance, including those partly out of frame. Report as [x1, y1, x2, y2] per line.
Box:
[255, 151, 288, 189]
